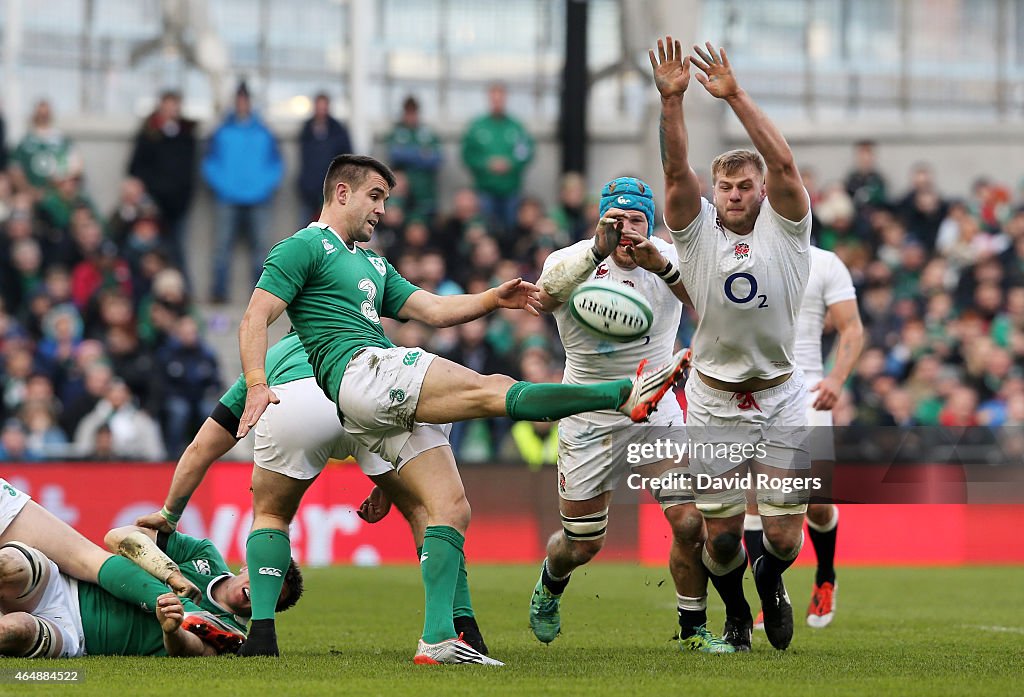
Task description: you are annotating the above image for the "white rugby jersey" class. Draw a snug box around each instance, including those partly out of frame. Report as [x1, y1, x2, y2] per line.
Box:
[668, 195, 811, 382]
[547, 237, 683, 430]
[794, 246, 857, 383]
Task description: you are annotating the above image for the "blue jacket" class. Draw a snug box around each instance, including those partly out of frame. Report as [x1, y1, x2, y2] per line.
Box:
[202, 112, 283, 205]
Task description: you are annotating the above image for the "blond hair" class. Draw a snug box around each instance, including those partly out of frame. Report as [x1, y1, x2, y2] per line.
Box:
[711, 149, 765, 183]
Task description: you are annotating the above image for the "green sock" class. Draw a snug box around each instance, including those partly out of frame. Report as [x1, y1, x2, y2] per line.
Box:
[505, 380, 632, 421]
[453, 553, 474, 619]
[246, 528, 292, 621]
[420, 545, 473, 618]
[97, 556, 173, 612]
[420, 525, 464, 643]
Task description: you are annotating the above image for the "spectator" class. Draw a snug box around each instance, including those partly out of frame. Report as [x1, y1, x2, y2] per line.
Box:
[9, 99, 81, 199]
[35, 168, 101, 236]
[896, 163, 948, 249]
[107, 177, 159, 248]
[201, 81, 283, 303]
[155, 315, 221, 457]
[70, 240, 132, 314]
[20, 398, 68, 458]
[548, 171, 589, 243]
[128, 90, 198, 275]
[386, 95, 443, 220]
[844, 139, 887, 209]
[0, 419, 34, 461]
[297, 92, 352, 224]
[74, 379, 165, 461]
[59, 360, 113, 437]
[460, 82, 534, 235]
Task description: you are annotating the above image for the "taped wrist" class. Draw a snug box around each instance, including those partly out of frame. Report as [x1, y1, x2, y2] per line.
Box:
[656, 260, 682, 286]
[540, 245, 603, 302]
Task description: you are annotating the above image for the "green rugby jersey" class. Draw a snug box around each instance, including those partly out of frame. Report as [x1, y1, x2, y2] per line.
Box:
[219, 331, 314, 419]
[255, 224, 420, 401]
[78, 532, 247, 655]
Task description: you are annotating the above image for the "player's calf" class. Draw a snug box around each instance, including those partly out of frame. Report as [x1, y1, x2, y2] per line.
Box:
[0, 613, 62, 658]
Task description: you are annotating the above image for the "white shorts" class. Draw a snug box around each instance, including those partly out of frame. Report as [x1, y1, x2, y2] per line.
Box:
[0, 479, 31, 537]
[338, 346, 444, 465]
[556, 405, 693, 504]
[685, 371, 811, 509]
[255, 378, 392, 478]
[25, 564, 86, 658]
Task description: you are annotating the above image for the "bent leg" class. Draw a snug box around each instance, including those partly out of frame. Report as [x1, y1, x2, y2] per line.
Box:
[0, 613, 62, 658]
[1, 501, 111, 584]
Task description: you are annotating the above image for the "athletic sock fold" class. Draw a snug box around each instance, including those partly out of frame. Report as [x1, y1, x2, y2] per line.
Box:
[541, 558, 572, 596]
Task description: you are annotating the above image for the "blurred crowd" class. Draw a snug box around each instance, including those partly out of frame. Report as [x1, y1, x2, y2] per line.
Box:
[2, 83, 1023, 465]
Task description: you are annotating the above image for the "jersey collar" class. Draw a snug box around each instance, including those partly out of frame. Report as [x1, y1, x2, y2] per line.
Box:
[310, 222, 358, 254]
[207, 573, 251, 625]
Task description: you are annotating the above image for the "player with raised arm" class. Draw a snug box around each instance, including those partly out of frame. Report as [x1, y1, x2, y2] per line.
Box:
[525, 177, 731, 653]
[745, 246, 863, 630]
[652, 36, 812, 651]
[136, 331, 489, 656]
[235, 154, 689, 665]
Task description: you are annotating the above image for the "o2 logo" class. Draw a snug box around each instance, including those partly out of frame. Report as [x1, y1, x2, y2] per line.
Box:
[724, 272, 768, 308]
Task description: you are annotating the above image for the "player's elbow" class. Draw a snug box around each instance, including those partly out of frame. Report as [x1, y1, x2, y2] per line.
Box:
[766, 156, 798, 178]
[104, 526, 134, 552]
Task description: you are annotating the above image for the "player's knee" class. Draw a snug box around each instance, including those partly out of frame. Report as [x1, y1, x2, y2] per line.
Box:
[666, 505, 704, 546]
[707, 530, 742, 560]
[478, 373, 516, 414]
[0, 613, 38, 655]
[763, 526, 802, 559]
[806, 503, 834, 527]
[567, 536, 604, 564]
[0, 547, 29, 584]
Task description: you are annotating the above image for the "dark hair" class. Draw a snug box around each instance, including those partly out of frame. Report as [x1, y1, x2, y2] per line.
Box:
[402, 95, 419, 112]
[275, 558, 304, 612]
[322, 154, 397, 204]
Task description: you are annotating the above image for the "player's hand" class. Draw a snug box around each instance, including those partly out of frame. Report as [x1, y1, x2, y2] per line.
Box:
[357, 486, 393, 524]
[167, 570, 203, 604]
[691, 42, 740, 100]
[136, 510, 176, 534]
[621, 230, 665, 272]
[811, 376, 843, 411]
[156, 592, 185, 634]
[593, 210, 624, 258]
[237, 384, 279, 438]
[493, 278, 543, 316]
[649, 35, 691, 99]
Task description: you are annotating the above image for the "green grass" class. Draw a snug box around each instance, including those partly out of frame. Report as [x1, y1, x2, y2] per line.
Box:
[5, 564, 1023, 696]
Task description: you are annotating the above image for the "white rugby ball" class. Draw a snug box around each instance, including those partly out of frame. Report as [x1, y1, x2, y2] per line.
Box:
[568, 280, 653, 343]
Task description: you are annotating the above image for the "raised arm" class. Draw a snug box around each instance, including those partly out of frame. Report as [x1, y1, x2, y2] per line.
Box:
[104, 525, 201, 602]
[237, 288, 287, 437]
[650, 36, 703, 230]
[397, 278, 542, 327]
[691, 42, 808, 222]
[538, 215, 623, 311]
[812, 299, 864, 410]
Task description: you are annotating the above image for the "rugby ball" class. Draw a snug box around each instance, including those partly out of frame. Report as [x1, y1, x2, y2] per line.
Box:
[568, 280, 653, 343]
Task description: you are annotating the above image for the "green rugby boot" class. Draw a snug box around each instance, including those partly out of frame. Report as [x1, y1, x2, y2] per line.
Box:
[679, 624, 737, 654]
[529, 575, 562, 643]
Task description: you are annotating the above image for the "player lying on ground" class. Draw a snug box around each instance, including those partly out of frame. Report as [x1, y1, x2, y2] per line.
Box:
[0, 478, 211, 653]
[236, 154, 689, 664]
[653, 36, 813, 651]
[137, 331, 488, 657]
[525, 177, 732, 653]
[0, 495, 301, 656]
[744, 245, 863, 630]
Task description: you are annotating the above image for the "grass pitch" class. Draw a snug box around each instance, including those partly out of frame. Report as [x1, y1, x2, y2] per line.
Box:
[4, 564, 1022, 696]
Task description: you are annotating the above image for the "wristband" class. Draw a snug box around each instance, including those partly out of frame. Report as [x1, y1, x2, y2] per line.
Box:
[482, 288, 500, 312]
[244, 369, 267, 388]
[656, 260, 682, 286]
[160, 506, 181, 528]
